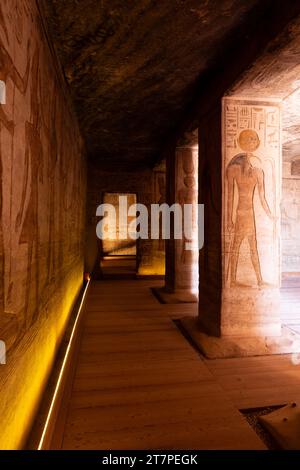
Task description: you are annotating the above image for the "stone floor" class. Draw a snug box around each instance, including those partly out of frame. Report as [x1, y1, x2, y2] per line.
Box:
[47, 278, 300, 450]
[49, 280, 265, 450]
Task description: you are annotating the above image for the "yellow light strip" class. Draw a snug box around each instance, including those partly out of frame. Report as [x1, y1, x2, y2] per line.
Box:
[37, 278, 91, 450]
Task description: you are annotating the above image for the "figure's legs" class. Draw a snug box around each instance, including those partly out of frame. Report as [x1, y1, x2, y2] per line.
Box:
[230, 233, 243, 287]
[248, 234, 263, 285]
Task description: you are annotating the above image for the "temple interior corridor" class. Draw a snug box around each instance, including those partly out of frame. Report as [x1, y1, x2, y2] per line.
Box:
[3, 0, 300, 453]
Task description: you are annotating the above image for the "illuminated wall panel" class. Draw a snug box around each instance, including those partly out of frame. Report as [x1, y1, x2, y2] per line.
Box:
[0, 0, 86, 449]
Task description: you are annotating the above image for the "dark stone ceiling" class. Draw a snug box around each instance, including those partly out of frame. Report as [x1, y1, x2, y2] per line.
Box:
[44, 0, 266, 168]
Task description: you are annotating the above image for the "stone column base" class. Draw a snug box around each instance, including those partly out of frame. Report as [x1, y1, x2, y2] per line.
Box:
[180, 317, 300, 358]
[152, 287, 198, 304]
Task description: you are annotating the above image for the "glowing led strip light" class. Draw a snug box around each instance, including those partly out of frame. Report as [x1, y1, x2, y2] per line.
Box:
[37, 278, 91, 450]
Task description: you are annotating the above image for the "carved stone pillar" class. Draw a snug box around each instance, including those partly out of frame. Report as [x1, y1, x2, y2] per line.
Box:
[151, 160, 166, 276]
[221, 97, 282, 337]
[182, 98, 300, 357]
[154, 130, 199, 303]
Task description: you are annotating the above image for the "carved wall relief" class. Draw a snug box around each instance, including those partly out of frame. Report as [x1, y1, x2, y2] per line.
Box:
[0, 0, 86, 449]
[223, 99, 281, 288]
[151, 162, 166, 275]
[281, 162, 300, 273]
[175, 147, 198, 292]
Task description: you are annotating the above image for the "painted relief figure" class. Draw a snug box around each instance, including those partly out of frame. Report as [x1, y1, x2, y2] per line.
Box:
[0, 105, 13, 315]
[0, 42, 30, 95]
[15, 46, 42, 330]
[227, 130, 273, 287]
[0, 4, 9, 44]
[0, 35, 30, 314]
[178, 154, 197, 264]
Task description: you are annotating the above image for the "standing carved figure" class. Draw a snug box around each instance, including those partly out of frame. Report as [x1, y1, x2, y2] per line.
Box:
[45, 84, 58, 286]
[178, 154, 197, 264]
[227, 130, 273, 287]
[0, 36, 30, 314]
[15, 46, 43, 329]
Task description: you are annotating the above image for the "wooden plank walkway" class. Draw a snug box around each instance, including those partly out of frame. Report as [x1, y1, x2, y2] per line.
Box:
[51, 280, 264, 450]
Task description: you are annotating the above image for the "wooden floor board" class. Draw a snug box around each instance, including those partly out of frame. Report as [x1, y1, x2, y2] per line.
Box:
[53, 280, 264, 450]
[49, 279, 300, 449]
[205, 354, 300, 409]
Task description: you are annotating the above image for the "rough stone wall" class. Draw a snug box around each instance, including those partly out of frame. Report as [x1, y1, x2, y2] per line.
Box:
[86, 162, 165, 276]
[43, 0, 261, 166]
[0, 0, 86, 449]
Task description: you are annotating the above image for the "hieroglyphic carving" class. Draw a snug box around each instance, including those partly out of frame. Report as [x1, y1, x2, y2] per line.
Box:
[225, 104, 238, 148]
[225, 102, 280, 152]
[223, 99, 281, 288]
